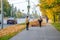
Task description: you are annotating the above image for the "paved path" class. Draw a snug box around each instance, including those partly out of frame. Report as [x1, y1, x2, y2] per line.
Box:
[10, 24, 60, 40]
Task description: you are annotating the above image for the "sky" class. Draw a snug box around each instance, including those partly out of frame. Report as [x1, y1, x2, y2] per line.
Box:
[8, 0, 42, 16]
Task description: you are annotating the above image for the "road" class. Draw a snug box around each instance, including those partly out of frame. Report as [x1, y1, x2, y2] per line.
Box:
[0, 24, 13, 29]
[0, 18, 34, 29]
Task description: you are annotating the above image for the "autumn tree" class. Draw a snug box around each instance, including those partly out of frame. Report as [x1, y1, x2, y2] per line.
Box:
[39, 0, 60, 22]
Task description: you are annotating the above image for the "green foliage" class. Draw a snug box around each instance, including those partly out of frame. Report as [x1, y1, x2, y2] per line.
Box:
[3, 0, 11, 17]
[0, 0, 14, 17]
[40, 0, 60, 9]
[56, 0, 60, 4]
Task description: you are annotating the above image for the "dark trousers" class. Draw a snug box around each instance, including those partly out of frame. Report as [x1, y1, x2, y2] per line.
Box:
[26, 22, 29, 30]
[46, 20, 48, 23]
[39, 21, 42, 27]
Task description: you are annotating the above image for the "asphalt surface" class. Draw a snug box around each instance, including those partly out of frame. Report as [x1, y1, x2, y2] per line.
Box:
[9, 24, 60, 40]
[0, 24, 13, 29]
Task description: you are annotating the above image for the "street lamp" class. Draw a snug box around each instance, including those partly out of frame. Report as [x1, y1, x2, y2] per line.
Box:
[27, 0, 30, 16]
[1, 0, 3, 29]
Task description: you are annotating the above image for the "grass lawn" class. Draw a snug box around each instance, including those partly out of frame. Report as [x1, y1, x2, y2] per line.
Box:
[0, 27, 25, 40]
[0, 23, 26, 40]
[52, 23, 60, 31]
[0, 32, 19, 40]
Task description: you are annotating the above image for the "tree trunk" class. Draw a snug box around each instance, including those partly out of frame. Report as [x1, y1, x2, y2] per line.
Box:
[53, 14, 55, 23]
[59, 14, 60, 23]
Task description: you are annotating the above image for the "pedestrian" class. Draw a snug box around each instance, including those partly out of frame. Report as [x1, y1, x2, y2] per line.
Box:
[38, 16, 43, 27]
[26, 16, 29, 30]
[46, 16, 49, 23]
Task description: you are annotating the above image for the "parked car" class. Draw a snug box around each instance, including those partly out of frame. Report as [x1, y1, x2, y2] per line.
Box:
[7, 17, 17, 24]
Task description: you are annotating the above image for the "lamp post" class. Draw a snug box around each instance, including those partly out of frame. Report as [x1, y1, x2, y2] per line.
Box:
[27, 0, 30, 16]
[1, 0, 3, 29]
